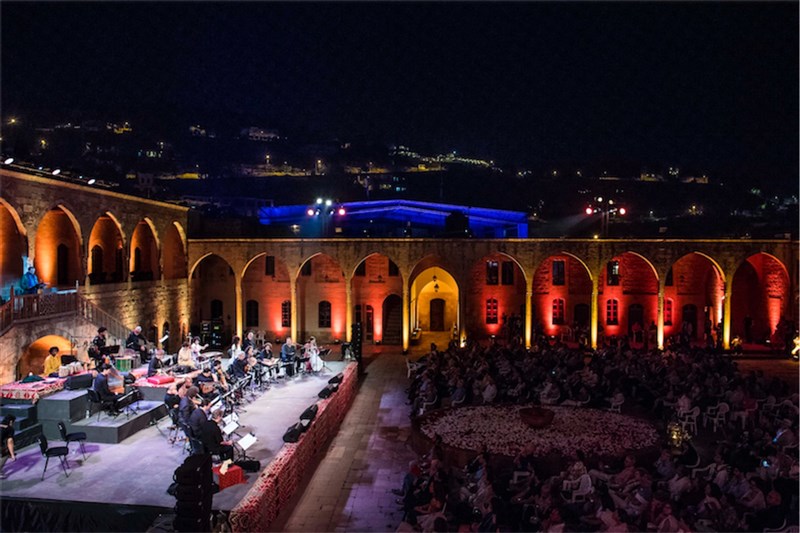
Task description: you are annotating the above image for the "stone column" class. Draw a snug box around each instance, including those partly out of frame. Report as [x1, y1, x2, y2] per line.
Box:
[402, 274, 410, 352]
[590, 275, 599, 348]
[723, 274, 733, 349]
[657, 282, 665, 350]
[525, 284, 533, 349]
[290, 276, 298, 343]
[234, 272, 243, 341]
[345, 273, 353, 343]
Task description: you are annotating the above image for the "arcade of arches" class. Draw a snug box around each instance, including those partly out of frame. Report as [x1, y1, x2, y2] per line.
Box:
[187, 243, 797, 353]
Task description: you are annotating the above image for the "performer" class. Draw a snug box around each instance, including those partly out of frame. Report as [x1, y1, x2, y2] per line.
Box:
[20, 266, 46, 295]
[148, 349, 166, 377]
[42, 346, 62, 377]
[304, 336, 322, 373]
[201, 409, 234, 461]
[229, 351, 249, 380]
[177, 340, 196, 371]
[88, 326, 108, 368]
[211, 359, 230, 391]
[0, 415, 16, 480]
[228, 336, 243, 359]
[188, 399, 211, 454]
[194, 367, 217, 400]
[281, 337, 298, 378]
[242, 331, 257, 354]
[94, 364, 122, 408]
[190, 336, 208, 360]
[126, 326, 149, 363]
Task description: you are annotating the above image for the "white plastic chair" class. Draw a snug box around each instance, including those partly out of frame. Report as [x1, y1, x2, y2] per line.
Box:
[679, 406, 700, 435]
[704, 403, 729, 433]
[608, 397, 624, 413]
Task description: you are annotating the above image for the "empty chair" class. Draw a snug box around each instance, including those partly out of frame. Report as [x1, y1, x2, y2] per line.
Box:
[58, 421, 87, 460]
[86, 389, 116, 421]
[608, 397, 624, 413]
[679, 406, 700, 435]
[38, 435, 70, 480]
[419, 394, 438, 416]
[703, 402, 730, 433]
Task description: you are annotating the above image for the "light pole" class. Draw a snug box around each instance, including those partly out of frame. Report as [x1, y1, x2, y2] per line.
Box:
[585, 197, 626, 238]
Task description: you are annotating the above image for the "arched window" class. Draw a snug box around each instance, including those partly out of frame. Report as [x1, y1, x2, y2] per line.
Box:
[281, 300, 291, 328]
[246, 300, 259, 328]
[486, 261, 499, 285]
[210, 299, 223, 320]
[606, 299, 619, 325]
[486, 298, 499, 324]
[552, 298, 565, 325]
[665, 298, 673, 326]
[318, 301, 332, 328]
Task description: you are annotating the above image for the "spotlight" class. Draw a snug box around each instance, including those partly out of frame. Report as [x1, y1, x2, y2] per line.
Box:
[3, 158, 13, 165]
[337, 207, 346, 216]
[325, 199, 332, 206]
[316, 198, 323, 204]
[52, 169, 61, 175]
[87, 178, 96, 185]
[619, 207, 627, 215]
[585, 207, 593, 215]
[307, 208, 315, 216]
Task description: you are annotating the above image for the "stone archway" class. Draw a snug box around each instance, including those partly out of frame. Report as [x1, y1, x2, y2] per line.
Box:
[34, 206, 83, 288]
[731, 253, 790, 347]
[0, 200, 27, 297]
[18, 335, 73, 378]
[88, 213, 126, 284]
[351, 253, 403, 344]
[191, 254, 235, 348]
[296, 253, 347, 343]
[242, 253, 292, 342]
[130, 219, 160, 282]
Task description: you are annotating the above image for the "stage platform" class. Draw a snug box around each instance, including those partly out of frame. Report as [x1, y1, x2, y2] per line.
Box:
[0, 360, 351, 520]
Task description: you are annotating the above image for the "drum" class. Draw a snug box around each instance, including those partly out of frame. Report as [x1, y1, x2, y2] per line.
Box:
[115, 357, 133, 372]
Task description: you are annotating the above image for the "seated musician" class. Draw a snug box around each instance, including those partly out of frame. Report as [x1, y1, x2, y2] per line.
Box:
[194, 367, 218, 401]
[201, 409, 234, 461]
[229, 351, 249, 380]
[94, 364, 122, 411]
[126, 326, 149, 363]
[302, 337, 320, 373]
[43, 346, 62, 377]
[211, 359, 230, 391]
[178, 386, 199, 430]
[242, 331, 257, 354]
[188, 399, 211, 455]
[88, 327, 108, 369]
[258, 342, 278, 378]
[280, 337, 297, 363]
[148, 349, 166, 377]
[190, 336, 208, 361]
[176, 340, 196, 372]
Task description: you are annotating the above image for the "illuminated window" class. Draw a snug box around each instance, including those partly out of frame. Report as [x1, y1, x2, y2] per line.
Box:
[265, 255, 275, 277]
[486, 298, 499, 324]
[501, 261, 515, 285]
[486, 261, 499, 285]
[552, 298, 565, 325]
[606, 299, 619, 325]
[281, 300, 291, 328]
[355, 262, 366, 276]
[607, 261, 620, 286]
[301, 261, 312, 276]
[665, 299, 673, 326]
[552, 260, 565, 286]
[245, 300, 259, 327]
[318, 301, 331, 328]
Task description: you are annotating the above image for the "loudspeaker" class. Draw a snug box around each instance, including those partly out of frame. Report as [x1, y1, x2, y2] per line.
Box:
[328, 373, 344, 385]
[300, 403, 318, 422]
[318, 383, 339, 399]
[282, 421, 306, 443]
[65, 373, 93, 390]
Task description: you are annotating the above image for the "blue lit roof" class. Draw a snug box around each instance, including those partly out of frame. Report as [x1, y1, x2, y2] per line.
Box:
[259, 199, 528, 237]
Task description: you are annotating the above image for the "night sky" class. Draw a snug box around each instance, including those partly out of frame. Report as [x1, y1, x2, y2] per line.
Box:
[2, 2, 797, 188]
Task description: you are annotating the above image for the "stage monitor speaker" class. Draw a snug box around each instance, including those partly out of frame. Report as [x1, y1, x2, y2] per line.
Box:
[282, 421, 306, 443]
[328, 373, 344, 385]
[300, 403, 318, 422]
[65, 373, 94, 390]
[318, 383, 339, 399]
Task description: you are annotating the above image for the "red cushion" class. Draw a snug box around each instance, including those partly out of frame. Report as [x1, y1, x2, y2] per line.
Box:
[146, 375, 175, 385]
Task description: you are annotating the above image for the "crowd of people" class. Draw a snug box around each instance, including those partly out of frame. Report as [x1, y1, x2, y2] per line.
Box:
[400, 335, 799, 532]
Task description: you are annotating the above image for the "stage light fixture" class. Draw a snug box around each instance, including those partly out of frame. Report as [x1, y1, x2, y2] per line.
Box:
[307, 208, 315, 216]
[619, 207, 627, 215]
[300, 403, 318, 422]
[585, 207, 593, 215]
[338, 207, 346, 216]
[328, 372, 344, 385]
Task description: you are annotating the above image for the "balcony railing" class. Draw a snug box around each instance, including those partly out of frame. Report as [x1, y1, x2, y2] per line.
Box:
[0, 287, 129, 341]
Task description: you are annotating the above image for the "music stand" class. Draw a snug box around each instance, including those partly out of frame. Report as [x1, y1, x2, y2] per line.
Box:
[222, 420, 240, 439]
[235, 432, 257, 461]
